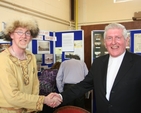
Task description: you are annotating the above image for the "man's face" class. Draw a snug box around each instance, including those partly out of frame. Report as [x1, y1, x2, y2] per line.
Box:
[104, 28, 128, 57]
[10, 27, 32, 49]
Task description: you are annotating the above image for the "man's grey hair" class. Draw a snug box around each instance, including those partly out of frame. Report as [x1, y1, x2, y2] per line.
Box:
[104, 23, 128, 39]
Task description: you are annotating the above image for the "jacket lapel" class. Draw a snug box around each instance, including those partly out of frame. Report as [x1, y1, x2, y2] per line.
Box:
[102, 55, 109, 95]
[112, 51, 133, 89]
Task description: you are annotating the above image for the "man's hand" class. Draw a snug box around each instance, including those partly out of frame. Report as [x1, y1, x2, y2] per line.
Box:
[44, 93, 62, 108]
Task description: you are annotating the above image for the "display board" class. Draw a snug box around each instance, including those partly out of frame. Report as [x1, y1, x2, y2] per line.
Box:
[130, 30, 141, 55]
[91, 30, 105, 63]
[30, 31, 55, 72]
[55, 30, 84, 62]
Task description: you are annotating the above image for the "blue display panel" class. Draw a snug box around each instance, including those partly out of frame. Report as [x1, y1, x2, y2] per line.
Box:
[55, 30, 84, 62]
[130, 30, 141, 55]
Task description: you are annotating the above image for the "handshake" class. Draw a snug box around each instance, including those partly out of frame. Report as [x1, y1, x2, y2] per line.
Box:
[43, 93, 62, 108]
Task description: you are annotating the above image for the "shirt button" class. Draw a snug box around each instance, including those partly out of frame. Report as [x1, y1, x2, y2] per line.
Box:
[109, 104, 113, 108]
[111, 91, 114, 93]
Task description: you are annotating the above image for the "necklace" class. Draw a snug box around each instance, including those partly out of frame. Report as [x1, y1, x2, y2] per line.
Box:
[11, 46, 27, 60]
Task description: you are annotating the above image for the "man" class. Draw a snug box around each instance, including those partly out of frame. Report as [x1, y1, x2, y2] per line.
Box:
[56, 54, 88, 108]
[0, 17, 60, 113]
[51, 23, 141, 113]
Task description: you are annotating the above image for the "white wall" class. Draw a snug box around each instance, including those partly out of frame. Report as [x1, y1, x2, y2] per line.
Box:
[0, 0, 141, 31]
[78, 0, 141, 26]
[0, 0, 72, 31]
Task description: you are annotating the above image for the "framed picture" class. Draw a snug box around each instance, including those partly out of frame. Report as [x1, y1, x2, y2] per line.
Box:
[37, 41, 50, 54]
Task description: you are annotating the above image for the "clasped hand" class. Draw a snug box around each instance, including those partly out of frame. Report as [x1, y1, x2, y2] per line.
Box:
[44, 93, 62, 108]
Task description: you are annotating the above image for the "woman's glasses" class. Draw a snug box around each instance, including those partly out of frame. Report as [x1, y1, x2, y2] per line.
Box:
[14, 31, 31, 37]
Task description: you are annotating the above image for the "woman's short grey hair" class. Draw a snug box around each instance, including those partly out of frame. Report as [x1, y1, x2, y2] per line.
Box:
[104, 23, 128, 39]
[3, 17, 39, 41]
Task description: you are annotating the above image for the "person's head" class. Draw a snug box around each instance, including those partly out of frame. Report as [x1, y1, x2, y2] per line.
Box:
[4, 17, 39, 49]
[51, 62, 61, 69]
[104, 23, 129, 57]
[73, 54, 80, 60]
[69, 54, 80, 60]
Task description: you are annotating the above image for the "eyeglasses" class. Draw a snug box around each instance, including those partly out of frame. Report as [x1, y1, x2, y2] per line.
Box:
[14, 31, 31, 37]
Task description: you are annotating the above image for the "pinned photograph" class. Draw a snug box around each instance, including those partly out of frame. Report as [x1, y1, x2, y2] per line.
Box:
[44, 53, 53, 64]
[35, 54, 42, 63]
[37, 41, 50, 54]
